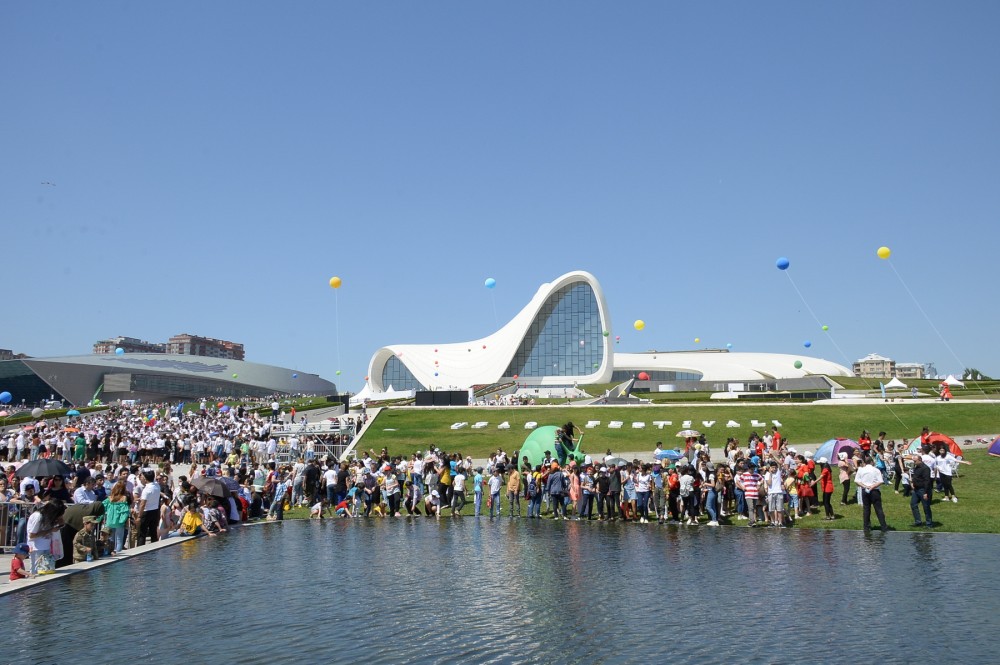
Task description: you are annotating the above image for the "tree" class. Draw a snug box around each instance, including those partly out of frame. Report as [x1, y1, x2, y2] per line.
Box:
[963, 368, 992, 381]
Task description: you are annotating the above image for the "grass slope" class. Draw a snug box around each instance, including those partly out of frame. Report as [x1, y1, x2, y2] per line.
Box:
[359, 403, 1000, 459]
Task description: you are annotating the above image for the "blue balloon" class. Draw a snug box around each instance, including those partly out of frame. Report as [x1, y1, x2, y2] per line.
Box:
[0, 391, 11, 404]
[726, 343, 732, 349]
[115, 348, 124, 355]
[292, 373, 298, 378]
[775, 257, 790, 270]
[484, 277, 496, 289]
[803, 340, 812, 348]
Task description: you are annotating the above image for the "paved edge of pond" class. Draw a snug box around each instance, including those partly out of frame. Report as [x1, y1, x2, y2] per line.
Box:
[0, 520, 275, 598]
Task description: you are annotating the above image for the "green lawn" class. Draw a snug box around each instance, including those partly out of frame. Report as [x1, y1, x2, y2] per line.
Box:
[358, 402, 999, 459]
[778, 449, 998, 533]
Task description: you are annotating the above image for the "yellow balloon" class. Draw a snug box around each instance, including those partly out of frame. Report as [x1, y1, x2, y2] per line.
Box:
[329, 276, 342, 289]
[694, 337, 700, 343]
[633, 319, 645, 331]
[877, 246, 891, 260]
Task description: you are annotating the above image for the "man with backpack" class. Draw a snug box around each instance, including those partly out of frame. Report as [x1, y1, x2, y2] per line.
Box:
[545, 463, 568, 519]
[525, 468, 541, 518]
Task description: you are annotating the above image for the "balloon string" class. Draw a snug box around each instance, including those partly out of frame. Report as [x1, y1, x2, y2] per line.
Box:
[335, 290, 341, 374]
[886, 261, 996, 403]
[784, 272, 909, 429]
[491, 291, 499, 330]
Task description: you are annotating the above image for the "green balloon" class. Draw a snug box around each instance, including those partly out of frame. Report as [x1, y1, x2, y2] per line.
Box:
[794, 360, 803, 369]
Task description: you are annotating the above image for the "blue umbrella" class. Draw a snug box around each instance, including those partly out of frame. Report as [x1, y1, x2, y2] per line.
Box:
[655, 449, 685, 461]
[66, 409, 80, 416]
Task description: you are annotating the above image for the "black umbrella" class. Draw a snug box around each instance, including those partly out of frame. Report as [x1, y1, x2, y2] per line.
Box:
[191, 476, 231, 498]
[15, 458, 73, 478]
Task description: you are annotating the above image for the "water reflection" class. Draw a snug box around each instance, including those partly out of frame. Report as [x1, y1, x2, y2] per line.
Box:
[1, 522, 998, 664]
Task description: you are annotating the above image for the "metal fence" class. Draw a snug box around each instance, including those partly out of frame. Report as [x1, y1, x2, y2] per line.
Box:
[1, 502, 32, 554]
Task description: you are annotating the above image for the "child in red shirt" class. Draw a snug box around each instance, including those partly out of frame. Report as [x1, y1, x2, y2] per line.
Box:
[10, 543, 30, 580]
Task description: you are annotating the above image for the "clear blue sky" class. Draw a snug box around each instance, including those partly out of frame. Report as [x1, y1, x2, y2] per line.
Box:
[3, 2, 998, 389]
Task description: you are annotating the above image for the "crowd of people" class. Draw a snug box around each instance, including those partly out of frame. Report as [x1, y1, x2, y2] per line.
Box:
[1, 399, 360, 580]
[267, 426, 970, 536]
[3, 403, 975, 582]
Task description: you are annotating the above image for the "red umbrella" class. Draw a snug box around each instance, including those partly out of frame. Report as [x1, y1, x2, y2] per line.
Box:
[927, 432, 963, 456]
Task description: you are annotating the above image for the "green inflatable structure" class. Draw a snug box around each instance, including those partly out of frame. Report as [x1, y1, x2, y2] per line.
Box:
[520, 425, 586, 469]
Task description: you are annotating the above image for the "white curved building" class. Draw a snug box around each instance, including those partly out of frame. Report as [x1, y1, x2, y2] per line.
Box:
[366, 271, 852, 391]
[369, 271, 614, 391]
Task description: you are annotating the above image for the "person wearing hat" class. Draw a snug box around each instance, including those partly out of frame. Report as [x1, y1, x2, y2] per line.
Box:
[72, 516, 99, 563]
[10, 543, 30, 580]
[425, 489, 441, 519]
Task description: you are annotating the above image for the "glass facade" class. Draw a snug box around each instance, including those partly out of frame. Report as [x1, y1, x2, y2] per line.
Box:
[381, 355, 425, 391]
[503, 282, 605, 378]
[611, 370, 703, 382]
[0, 360, 60, 406]
[131, 374, 276, 399]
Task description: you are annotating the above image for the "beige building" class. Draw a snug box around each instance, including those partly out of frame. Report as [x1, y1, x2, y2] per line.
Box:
[894, 363, 925, 380]
[853, 353, 896, 379]
[93, 336, 166, 354]
[167, 334, 245, 360]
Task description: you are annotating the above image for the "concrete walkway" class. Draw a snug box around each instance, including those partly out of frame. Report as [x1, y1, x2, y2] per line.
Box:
[0, 533, 196, 596]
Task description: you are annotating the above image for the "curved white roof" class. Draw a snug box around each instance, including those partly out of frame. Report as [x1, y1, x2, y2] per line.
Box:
[614, 351, 852, 381]
[367, 271, 852, 391]
[368, 271, 613, 391]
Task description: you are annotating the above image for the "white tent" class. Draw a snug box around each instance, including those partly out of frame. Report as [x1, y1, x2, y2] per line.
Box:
[885, 376, 907, 389]
[943, 375, 965, 387]
[351, 384, 415, 405]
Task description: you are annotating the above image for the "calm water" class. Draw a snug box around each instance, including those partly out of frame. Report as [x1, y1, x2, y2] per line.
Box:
[4, 520, 998, 664]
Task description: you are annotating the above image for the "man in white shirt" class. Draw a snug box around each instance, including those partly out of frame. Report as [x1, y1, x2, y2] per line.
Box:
[323, 464, 338, 504]
[73, 476, 97, 504]
[136, 470, 161, 546]
[854, 456, 889, 533]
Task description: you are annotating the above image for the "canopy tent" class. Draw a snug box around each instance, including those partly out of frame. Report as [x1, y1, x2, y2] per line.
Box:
[349, 384, 415, 406]
[885, 376, 907, 389]
[942, 375, 965, 387]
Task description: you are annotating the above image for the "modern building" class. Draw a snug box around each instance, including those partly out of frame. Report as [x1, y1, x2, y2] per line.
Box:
[853, 353, 895, 379]
[0, 354, 335, 407]
[367, 271, 853, 392]
[894, 363, 925, 380]
[93, 336, 167, 355]
[167, 334, 245, 360]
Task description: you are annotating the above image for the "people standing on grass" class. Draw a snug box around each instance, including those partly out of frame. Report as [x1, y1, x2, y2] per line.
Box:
[909, 454, 934, 528]
[855, 455, 889, 533]
[818, 458, 835, 520]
